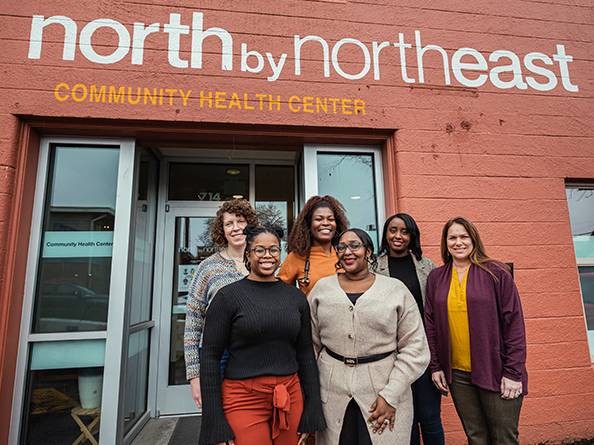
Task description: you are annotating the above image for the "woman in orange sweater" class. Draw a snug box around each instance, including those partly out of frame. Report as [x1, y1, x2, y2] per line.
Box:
[278, 195, 349, 297]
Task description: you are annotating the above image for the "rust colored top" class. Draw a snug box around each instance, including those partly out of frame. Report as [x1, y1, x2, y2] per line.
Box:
[277, 246, 339, 297]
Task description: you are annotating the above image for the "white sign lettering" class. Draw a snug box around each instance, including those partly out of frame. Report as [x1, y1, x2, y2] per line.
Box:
[27, 12, 579, 91]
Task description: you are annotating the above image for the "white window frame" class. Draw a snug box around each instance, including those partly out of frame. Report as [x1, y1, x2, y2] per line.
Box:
[303, 144, 386, 241]
[9, 136, 137, 445]
[566, 183, 594, 363]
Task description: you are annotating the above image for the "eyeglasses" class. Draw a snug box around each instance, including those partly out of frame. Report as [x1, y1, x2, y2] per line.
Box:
[249, 246, 281, 257]
[335, 242, 363, 254]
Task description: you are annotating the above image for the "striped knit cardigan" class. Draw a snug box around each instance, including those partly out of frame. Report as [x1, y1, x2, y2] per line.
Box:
[184, 252, 245, 380]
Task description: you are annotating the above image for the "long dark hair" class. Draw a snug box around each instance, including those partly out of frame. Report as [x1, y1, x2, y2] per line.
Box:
[242, 225, 284, 270]
[378, 213, 423, 261]
[440, 216, 509, 281]
[335, 228, 378, 272]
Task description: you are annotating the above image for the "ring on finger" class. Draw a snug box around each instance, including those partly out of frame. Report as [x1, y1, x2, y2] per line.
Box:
[384, 419, 390, 425]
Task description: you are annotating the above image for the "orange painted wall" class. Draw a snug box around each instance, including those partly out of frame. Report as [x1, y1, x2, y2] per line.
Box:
[2, 0, 594, 443]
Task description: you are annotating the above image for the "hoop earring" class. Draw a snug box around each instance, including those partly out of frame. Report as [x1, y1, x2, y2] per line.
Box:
[333, 231, 339, 239]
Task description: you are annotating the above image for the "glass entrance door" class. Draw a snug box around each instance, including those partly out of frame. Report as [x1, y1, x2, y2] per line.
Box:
[155, 204, 221, 416]
[153, 158, 297, 417]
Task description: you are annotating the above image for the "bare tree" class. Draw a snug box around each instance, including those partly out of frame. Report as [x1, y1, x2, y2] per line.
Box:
[256, 202, 287, 240]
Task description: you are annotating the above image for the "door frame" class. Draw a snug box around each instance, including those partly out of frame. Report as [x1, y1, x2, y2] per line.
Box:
[148, 154, 300, 417]
[303, 144, 386, 247]
[152, 204, 222, 416]
[9, 136, 138, 445]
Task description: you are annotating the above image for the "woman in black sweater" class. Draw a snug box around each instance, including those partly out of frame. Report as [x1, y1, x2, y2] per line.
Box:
[199, 225, 327, 445]
[376, 214, 444, 445]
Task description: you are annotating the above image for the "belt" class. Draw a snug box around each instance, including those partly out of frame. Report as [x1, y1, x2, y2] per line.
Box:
[326, 348, 394, 366]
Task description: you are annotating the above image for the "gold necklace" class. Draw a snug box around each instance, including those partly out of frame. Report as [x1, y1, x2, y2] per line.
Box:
[454, 264, 470, 277]
[225, 249, 245, 264]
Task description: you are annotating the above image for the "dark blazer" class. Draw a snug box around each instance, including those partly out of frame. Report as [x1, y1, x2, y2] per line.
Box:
[424, 261, 528, 395]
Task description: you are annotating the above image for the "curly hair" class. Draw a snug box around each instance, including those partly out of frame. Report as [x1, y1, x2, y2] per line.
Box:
[211, 199, 259, 246]
[285, 195, 349, 257]
[440, 216, 509, 281]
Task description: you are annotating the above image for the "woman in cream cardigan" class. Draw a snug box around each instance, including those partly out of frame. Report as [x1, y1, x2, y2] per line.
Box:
[309, 228, 430, 445]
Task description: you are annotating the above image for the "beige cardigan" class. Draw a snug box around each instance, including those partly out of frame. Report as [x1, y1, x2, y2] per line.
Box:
[309, 274, 430, 445]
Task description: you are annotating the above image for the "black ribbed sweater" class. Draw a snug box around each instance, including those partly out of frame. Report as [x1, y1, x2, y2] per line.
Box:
[198, 277, 327, 445]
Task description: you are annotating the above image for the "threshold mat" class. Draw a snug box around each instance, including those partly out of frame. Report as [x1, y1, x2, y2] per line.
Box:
[168, 416, 202, 445]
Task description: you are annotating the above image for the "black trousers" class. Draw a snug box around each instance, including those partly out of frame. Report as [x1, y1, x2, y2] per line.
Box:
[338, 399, 373, 445]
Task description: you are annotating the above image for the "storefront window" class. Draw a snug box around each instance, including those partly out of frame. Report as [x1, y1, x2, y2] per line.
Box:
[21, 340, 105, 445]
[317, 152, 380, 249]
[129, 157, 157, 326]
[123, 330, 150, 434]
[566, 186, 594, 361]
[169, 216, 218, 385]
[168, 163, 249, 201]
[255, 165, 295, 262]
[33, 146, 119, 333]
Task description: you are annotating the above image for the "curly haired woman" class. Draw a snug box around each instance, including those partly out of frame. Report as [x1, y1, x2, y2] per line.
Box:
[277, 195, 349, 297]
[184, 199, 258, 409]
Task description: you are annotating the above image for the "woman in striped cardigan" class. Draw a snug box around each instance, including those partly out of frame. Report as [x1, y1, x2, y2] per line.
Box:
[184, 199, 258, 409]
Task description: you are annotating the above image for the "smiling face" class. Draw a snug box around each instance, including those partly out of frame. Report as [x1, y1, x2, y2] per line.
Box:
[222, 212, 248, 249]
[246, 232, 281, 281]
[446, 223, 474, 266]
[386, 217, 411, 258]
[337, 231, 371, 276]
[310, 206, 337, 246]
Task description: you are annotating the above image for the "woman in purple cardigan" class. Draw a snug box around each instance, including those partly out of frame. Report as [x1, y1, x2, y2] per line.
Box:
[424, 217, 527, 445]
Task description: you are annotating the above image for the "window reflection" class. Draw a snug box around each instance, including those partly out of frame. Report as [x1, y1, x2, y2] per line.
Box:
[578, 266, 594, 330]
[256, 165, 295, 263]
[33, 147, 119, 333]
[124, 330, 150, 434]
[169, 163, 249, 201]
[170, 217, 221, 385]
[22, 340, 105, 445]
[317, 153, 379, 248]
[567, 188, 594, 258]
[566, 186, 594, 362]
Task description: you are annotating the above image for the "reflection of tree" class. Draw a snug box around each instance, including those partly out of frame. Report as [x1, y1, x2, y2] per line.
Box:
[318, 154, 373, 179]
[568, 189, 593, 202]
[568, 188, 594, 236]
[256, 202, 287, 240]
[196, 218, 215, 246]
[318, 154, 375, 208]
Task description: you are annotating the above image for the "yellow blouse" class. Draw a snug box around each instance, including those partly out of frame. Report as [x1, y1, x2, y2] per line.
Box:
[448, 268, 471, 372]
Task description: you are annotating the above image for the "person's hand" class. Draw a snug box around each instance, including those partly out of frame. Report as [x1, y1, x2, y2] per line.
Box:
[367, 396, 395, 435]
[297, 433, 309, 445]
[190, 378, 202, 408]
[431, 371, 448, 396]
[501, 376, 522, 400]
